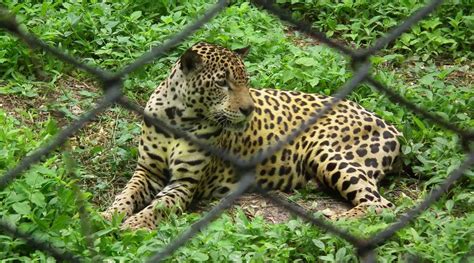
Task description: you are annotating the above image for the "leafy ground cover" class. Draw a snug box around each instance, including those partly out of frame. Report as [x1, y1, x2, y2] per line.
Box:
[0, 0, 473, 262]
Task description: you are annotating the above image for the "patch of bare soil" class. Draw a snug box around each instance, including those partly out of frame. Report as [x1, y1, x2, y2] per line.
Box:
[444, 63, 473, 84]
[0, 75, 102, 126]
[284, 28, 321, 48]
[396, 60, 473, 87]
[0, 85, 50, 125]
[234, 192, 350, 224]
[191, 183, 352, 224]
[192, 176, 422, 224]
[284, 27, 357, 50]
[0, 93, 28, 120]
[385, 176, 422, 201]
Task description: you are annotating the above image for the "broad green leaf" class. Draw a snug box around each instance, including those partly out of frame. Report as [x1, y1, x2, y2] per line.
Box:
[12, 202, 31, 215]
[130, 11, 142, 20]
[25, 173, 47, 188]
[335, 247, 347, 261]
[31, 192, 46, 208]
[295, 57, 317, 67]
[412, 116, 426, 131]
[308, 77, 320, 87]
[445, 200, 454, 212]
[419, 74, 435, 85]
[191, 252, 209, 261]
[312, 239, 325, 250]
[319, 255, 335, 262]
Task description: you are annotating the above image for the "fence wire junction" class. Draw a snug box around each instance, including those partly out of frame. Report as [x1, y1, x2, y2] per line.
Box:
[1, 0, 473, 262]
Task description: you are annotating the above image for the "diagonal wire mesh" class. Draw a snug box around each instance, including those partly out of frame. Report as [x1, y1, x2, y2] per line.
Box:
[1, 0, 473, 262]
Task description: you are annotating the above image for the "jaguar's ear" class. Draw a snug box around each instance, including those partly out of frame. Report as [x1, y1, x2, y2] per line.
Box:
[180, 48, 202, 75]
[233, 46, 250, 58]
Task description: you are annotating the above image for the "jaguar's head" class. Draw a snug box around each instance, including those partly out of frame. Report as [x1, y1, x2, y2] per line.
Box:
[175, 42, 254, 131]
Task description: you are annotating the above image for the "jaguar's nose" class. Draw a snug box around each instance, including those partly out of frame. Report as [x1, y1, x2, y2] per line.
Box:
[239, 105, 254, 116]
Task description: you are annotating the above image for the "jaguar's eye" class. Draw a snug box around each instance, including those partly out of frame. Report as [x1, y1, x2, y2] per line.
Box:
[215, 79, 227, 87]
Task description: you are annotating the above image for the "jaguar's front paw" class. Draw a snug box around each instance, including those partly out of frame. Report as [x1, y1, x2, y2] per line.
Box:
[121, 209, 156, 231]
[101, 211, 114, 221]
[101, 206, 133, 222]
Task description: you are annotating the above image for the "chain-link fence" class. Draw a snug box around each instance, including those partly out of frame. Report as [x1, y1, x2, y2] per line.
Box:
[1, 0, 473, 262]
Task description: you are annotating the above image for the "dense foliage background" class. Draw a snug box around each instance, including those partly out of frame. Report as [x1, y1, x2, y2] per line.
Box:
[0, 0, 472, 261]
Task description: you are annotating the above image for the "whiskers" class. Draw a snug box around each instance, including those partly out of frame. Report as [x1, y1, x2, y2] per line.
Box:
[207, 111, 246, 130]
[213, 114, 233, 127]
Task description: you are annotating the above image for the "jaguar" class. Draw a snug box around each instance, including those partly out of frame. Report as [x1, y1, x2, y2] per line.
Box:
[102, 42, 402, 230]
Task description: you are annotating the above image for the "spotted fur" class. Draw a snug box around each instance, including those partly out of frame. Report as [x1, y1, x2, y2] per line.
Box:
[103, 42, 402, 230]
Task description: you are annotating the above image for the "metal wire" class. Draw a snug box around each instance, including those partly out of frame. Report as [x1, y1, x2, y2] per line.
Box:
[1, 0, 473, 262]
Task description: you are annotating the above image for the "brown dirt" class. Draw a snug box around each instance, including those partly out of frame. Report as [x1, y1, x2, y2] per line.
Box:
[284, 27, 357, 50]
[192, 183, 352, 224]
[0, 85, 50, 125]
[393, 60, 473, 87]
[234, 191, 350, 224]
[440, 63, 473, 85]
[0, 75, 102, 126]
[284, 28, 321, 48]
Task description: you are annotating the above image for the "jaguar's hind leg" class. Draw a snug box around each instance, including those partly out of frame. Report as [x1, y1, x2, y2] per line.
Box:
[317, 159, 394, 219]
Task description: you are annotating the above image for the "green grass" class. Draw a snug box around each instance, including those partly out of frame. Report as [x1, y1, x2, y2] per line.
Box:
[0, 0, 473, 262]
[277, 0, 474, 60]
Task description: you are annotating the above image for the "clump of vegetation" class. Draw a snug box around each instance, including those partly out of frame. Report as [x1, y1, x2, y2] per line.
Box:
[1, 0, 472, 262]
[277, 0, 474, 60]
